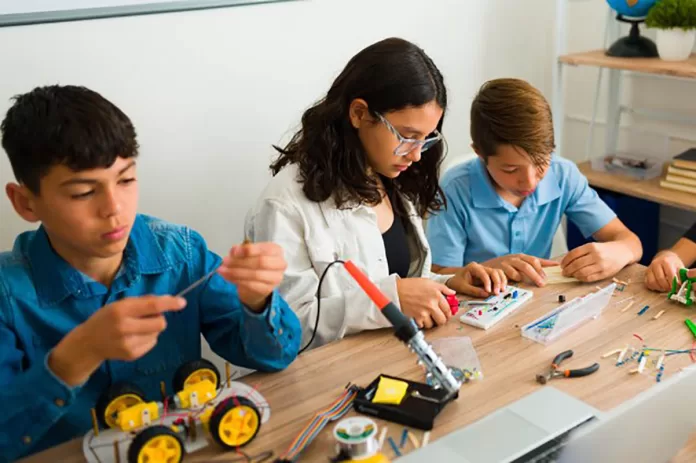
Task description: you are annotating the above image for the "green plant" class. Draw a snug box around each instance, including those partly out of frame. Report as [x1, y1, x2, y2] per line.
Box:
[646, 0, 696, 29]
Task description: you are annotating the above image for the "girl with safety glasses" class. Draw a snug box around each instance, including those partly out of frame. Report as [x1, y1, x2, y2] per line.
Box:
[245, 37, 505, 350]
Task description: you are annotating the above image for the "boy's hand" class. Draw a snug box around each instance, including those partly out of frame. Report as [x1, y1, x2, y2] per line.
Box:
[561, 242, 630, 282]
[218, 242, 287, 312]
[645, 251, 685, 292]
[49, 295, 187, 386]
[397, 278, 454, 329]
[488, 254, 558, 287]
[446, 262, 507, 298]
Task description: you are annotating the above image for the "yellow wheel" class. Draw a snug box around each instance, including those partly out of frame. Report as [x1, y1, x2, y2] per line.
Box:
[183, 368, 216, 388]
[127, 425, 185, 463]
[209, 396, 261, 449]
[334, 453, 391, 463]
[95, 383, 146, 429]
[173, 359, 220, 392]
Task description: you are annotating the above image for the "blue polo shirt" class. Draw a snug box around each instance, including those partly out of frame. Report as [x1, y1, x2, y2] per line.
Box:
[427, 156, 616, 266]
[0, 214, 301, 461]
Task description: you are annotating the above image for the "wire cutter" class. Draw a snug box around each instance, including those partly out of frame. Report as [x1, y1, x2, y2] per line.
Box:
[536, 350, 599, 385]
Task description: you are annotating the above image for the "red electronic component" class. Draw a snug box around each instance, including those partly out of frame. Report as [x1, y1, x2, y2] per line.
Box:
[446, 294, 459, 315]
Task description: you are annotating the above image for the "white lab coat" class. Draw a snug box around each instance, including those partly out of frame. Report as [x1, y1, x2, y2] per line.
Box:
[245, 164, 454, 350]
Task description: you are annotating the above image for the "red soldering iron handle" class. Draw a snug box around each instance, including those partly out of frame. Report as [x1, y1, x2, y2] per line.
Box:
[342, 260, 415, 335]
[343, 260, 389, 310]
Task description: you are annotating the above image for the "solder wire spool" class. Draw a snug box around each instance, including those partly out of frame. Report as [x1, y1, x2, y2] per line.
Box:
[333, 417, 381, 459]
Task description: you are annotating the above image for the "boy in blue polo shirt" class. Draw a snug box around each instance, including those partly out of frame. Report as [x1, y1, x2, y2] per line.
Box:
[0, 85, 301, 461]
[428, 78, 642, 286]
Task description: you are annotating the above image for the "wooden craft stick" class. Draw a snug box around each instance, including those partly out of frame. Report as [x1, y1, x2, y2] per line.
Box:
[602, 348, 622, 358]
[543, 266, 580, 284]
[407, 431, 420, 449]
[657, 354, 665, 370]
[621, 301, 634, 313]
[653, 310, 665, 320]
[617, 347, 628, 363]
[422, 431, 431, 447]
[378, 426, 388, 449]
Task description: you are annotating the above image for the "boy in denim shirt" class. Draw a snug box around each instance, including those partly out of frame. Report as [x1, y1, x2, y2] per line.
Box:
[0, 85, 301, 460]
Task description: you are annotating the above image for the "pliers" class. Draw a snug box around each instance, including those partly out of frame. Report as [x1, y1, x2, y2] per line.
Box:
[536, 350, 599, 385]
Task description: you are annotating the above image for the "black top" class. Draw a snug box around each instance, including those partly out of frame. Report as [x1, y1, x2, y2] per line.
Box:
[382, 214, 411, 278]
[380, 177, 411, 278]
[686, 222, 696, 243]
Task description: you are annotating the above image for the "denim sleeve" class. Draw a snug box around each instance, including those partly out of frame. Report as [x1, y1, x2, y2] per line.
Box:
[0, 290, 82, 461]
[188, 229, 301, 372]
[564, 162, 617, 238]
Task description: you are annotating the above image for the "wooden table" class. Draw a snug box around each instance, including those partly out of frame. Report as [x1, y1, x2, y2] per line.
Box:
[577, 161, 696, 213]
[22, 264, 696, 462]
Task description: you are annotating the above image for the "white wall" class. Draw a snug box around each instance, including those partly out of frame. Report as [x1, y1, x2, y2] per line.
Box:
[0, 0, 556, 252]
[561, 0, 696, 249]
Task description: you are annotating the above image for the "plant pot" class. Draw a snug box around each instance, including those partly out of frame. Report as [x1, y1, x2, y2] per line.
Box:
[655, 28, 696, 61]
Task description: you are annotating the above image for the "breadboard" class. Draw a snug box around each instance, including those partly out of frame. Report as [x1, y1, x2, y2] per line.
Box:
[459, 286, 533, 330]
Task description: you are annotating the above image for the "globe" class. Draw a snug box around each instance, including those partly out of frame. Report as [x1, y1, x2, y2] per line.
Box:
[606, 0, 657, 19]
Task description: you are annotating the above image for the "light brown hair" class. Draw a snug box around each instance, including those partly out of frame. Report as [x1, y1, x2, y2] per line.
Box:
[470, 78, 555, 167]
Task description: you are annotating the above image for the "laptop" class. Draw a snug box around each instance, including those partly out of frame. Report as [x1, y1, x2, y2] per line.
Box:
[396, 365, 696, 463]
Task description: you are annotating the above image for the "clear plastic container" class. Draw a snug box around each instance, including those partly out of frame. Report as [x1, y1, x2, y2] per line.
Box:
[589, 129, 668, 180]
[521, 283, 616, 345]
[429, 336, 483, 380]
[590, 154, 664, 179]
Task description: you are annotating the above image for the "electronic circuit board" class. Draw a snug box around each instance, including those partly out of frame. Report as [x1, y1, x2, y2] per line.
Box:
[459, 286, 533, 330]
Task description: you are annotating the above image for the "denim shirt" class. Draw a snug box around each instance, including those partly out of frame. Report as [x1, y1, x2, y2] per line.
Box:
[0, 214, 301, 461]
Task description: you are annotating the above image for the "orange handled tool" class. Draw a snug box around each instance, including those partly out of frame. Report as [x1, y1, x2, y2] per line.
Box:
[342, 260, 462, 397]
[536, 350, 599, 385]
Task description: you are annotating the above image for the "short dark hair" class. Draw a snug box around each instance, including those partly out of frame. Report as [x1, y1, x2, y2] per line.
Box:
[270, 37, 448, 217]
[1, 85, 139, 193]
[470, 78, 555, 167]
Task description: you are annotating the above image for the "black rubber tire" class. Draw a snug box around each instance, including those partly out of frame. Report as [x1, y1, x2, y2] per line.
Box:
[172, 358, 221, 393]
[209, 396, 261, 449]
[94, 382, 147, 429]
[127, 424, 185, 463]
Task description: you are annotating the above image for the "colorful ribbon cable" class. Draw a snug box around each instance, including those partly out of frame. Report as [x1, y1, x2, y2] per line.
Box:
[276, 385, 359, 462]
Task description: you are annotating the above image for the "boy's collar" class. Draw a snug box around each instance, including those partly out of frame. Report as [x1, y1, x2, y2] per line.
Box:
[534, 162, 562, 206]
[28, 215, 172, 304]
[471, 158, 507, 209]
[127, 215, 173, 274]
[471, 157, 561, 209]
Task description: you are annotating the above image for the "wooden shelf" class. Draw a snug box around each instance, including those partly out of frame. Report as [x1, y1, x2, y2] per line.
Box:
[559, 50, 696, 79]
[577, 161, 696, 212]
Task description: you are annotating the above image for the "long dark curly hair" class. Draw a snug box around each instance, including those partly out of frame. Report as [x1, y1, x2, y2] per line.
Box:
[270, 37, 448, 217]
